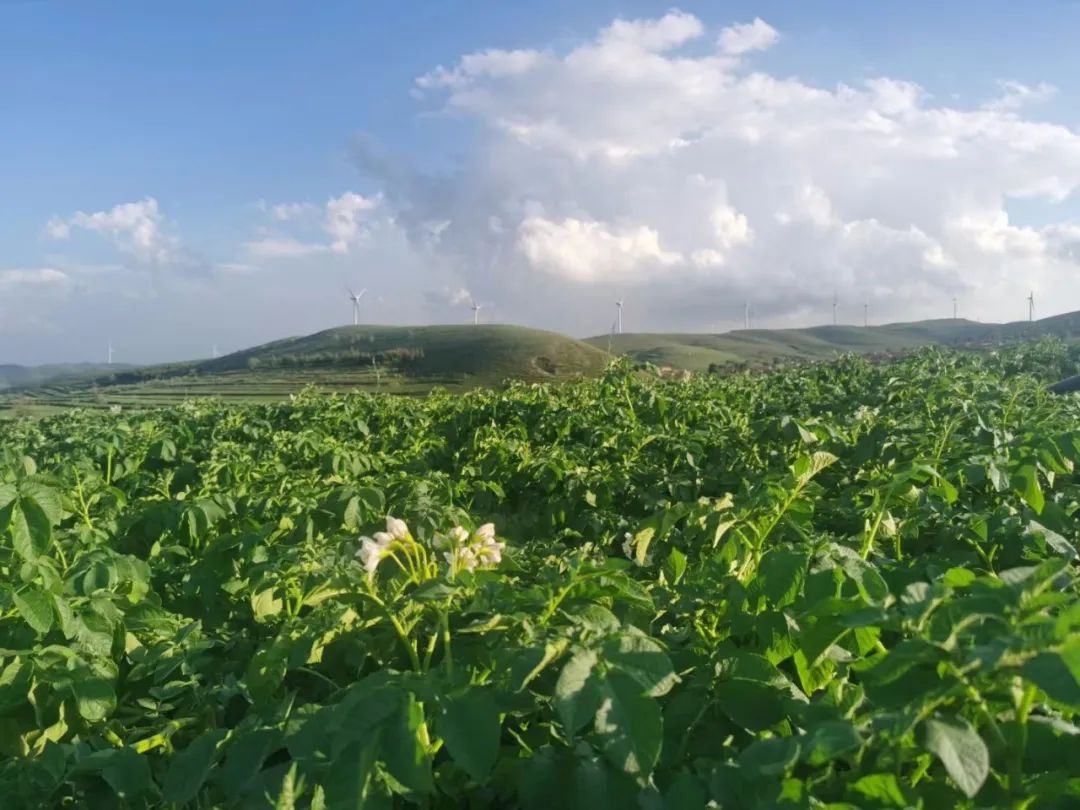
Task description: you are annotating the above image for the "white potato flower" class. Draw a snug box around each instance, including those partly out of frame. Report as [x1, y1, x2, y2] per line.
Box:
[357, 537, 384, 575]
[386, 516, 410, 541]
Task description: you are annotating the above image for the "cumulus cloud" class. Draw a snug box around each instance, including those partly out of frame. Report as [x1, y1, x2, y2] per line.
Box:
[518, 217, 681, 282]
[370, 11, 1080, 330]
[983, 80, 1057, 112]
[46, 198, 180, 266]
[247, 191, 380, 258]
[718, 18, 779, 55]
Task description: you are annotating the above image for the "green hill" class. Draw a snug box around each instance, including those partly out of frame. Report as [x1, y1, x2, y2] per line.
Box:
[200, 324, 610, 382]
[586, 317, 1029, 371]
[0, 363, 133, 392]
[2, 325, 611, 414]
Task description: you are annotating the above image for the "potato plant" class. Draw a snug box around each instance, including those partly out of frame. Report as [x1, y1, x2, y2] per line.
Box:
[2, 342, 1080, 808]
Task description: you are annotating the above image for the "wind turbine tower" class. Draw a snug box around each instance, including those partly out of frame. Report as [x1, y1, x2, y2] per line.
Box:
[615, 300, 623, 334]
[1028, 290, 1035, 322]
[346, 287, 366, 326]
[107, 342, 114, 365]
[863, 302, 869, 328]
[953, 297, 958, 320]
[744, 301, 751, 330]
[471, 298, 482, 326]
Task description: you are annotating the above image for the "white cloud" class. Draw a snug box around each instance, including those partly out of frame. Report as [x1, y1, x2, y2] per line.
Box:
[417, 49, 543, 90]
[983, 80, 1057, 112]
[45, 198, 179, 266]
[0, 268, 70, 288]
[244, 238, 331, 259]
[718, 18, 779, 55]
[517, 217, 681, 282]
[249, 191, 380, 258]
[325, 191, 379, 253]
[379, 11, 1080, 328]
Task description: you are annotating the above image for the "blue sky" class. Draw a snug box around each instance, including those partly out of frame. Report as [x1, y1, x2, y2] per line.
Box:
[5, 1, 1080, 363]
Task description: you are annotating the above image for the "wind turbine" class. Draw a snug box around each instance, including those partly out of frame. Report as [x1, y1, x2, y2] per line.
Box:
[470, 297, 482, 326]
[107, 342, 114, 365]
[952, 297, 958, 320]
[832, 292, 838, 326]
[615, 299, 624, 334]
[1028, 290, 1035, 322]
[346, 286, 367, 326]
[744, 301, 751, 330]
[863, 302, 869, 328]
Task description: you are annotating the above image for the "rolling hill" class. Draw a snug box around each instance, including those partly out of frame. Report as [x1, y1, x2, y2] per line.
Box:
[586, 317, 1055, 372]
[1, 325, 611, 414]
[0, 363, 133, 392]
[7, 311, 1080, 417]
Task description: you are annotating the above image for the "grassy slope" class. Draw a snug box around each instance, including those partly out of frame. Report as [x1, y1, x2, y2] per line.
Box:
[202, 324, 610, 383]
[0, 363, 133, 391]
[586, 318, 1008, 371]
[2, 325, 610, 413]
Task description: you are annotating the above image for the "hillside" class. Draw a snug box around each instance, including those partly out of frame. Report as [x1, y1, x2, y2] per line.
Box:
[0, 363, 133, 391]
[2, 325, 610, 414]
[199, 324, 610, 382]
[586, 317, 1041, 371]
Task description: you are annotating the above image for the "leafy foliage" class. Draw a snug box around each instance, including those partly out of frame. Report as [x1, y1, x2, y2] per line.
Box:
[2, 341, 1080, 807]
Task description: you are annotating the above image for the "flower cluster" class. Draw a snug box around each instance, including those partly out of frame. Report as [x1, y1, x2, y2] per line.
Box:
[434, 522, 505, 574]
[356, 516, 504, 581]
[357, 516, 411, 576]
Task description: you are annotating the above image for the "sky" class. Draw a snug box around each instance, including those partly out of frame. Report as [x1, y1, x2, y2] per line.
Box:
[5, 1, 1080, 365]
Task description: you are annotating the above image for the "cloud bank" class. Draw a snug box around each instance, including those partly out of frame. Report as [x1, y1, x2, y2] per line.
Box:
[357, 10, 1080, 331]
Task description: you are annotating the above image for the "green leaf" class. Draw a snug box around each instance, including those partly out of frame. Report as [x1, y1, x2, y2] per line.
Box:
[251, 588, 283, 621]
[555, 649, 602, 734]
[439, 687, 501, 782]
[663, 548, 687, 584]
[7, 495, 53, 560]
[737, 736, 800, 778]
[1022, 638, 1080, 706]
[848, 773, 909, 806]
[218, 728, 283, 796]
[754, 547, 809, 607]
[920, 716, 989, 799]
[593, 671, 662, 781]
[602, 633, 678, 697]
[792, 451, 838, 486]
[164, 730, 227, 803]
[73, 671, 116, 722]
[75, 747, 151, 799]
[13, 586, 53, 634]
[664, 772, 706, 810]
[1013, 465, 1045, 514]
[802, 721, 862, 765]
[381, 693, 432, 796]
[1026, 520, 1078, 561]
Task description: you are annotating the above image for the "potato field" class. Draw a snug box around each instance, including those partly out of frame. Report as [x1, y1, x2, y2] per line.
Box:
[3, 343, 1080, 808]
